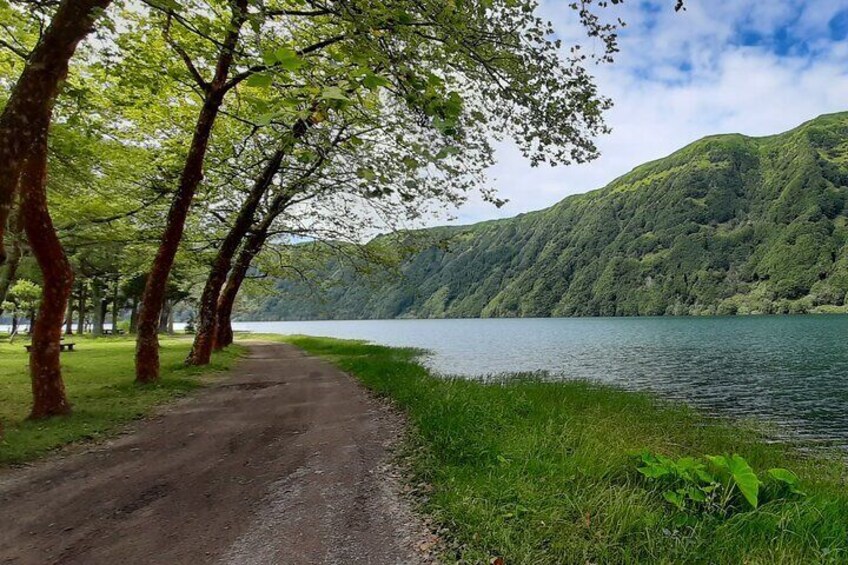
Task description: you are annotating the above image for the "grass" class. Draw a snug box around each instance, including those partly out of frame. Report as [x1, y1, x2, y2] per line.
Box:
[281, 335, 848, 564]
[0, 335, 243, 465]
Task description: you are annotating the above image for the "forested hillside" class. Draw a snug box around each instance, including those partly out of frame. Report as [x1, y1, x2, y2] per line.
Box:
[249, 112, 848, 319]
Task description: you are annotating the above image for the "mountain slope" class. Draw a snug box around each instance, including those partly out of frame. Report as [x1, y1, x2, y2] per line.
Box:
[251, 112, 848, 319]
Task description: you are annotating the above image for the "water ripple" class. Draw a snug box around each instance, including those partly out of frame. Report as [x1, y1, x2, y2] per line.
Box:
[235, 316, 848, 445]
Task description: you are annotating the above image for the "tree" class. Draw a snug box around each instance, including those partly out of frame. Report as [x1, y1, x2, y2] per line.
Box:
[204, 94, 492, 349]
[4, 279, 41, 338]
[185, 144, 287, 364]
[0, 0, 112, 264]
[133, 0, 251, 383]
[21, 137, 74, 418]
[147, 0, 615, 373]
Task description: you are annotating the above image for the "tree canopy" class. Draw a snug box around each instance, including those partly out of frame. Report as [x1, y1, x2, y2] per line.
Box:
[0, 0, 668, 418]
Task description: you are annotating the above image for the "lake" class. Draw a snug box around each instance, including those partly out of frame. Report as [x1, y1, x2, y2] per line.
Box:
[233, 316, 848, 446]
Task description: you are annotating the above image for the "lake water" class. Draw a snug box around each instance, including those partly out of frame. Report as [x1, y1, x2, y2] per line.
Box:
[233, 316, 848, 446]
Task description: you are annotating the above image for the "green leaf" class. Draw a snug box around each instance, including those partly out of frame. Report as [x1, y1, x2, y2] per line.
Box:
[767, 468, 798, 485]
[705, 454, 730, 474]
[260, 50, 277, 66]
[707, 454, 760, 508]
[274, 47, 305, 71]
[362, 73, 391, 90]
[245, 73, 273, 88]
[685, 486, 706, 502]
[768, 468, 805, 495]
[149, 0, 181, 11]
[402, 157, 419, 170]
[444, 91, 463, 119]
[637, 465, 670, 479]
[728, 454, 761, 508]
[255, 112, 276, 126]
[321, 86, 349, 101]
[395, 11, 413, 25]
[663, 490, 686, 510]
[356, 167, 377, 181]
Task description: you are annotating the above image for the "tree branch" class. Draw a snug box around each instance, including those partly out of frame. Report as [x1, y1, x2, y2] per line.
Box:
[163, 14, 209, 92]
[223, 33, 348, 92]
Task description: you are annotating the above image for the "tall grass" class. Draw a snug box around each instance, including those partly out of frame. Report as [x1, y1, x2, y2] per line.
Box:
[287, 335, 848, 564]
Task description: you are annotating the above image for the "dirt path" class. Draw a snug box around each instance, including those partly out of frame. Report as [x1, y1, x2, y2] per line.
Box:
[0, 342, 432, 565]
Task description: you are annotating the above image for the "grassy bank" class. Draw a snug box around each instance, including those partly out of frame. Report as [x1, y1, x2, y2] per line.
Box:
[284, 335, 848, 564]
[0, 336, 243, 465]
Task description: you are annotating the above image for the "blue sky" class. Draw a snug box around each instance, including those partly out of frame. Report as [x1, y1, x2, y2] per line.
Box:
[442, 0, 848, 226]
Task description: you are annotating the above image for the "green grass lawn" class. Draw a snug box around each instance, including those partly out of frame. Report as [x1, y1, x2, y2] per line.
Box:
[282, 335, 848, 564]
[0, 335, 243, 465]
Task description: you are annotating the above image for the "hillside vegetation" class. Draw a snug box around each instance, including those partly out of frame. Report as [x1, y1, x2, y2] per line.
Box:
[251, 112, 848, 319]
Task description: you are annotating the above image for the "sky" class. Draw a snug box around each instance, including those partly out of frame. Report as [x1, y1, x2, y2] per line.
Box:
[442, 0, 848, 226]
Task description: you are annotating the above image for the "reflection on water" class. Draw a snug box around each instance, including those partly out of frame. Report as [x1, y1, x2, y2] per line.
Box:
[234, 316, 848, 446]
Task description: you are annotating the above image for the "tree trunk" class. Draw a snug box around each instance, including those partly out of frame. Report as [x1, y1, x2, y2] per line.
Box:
[91, 278, 104, 336]
[135, 0, 247, 384]
[111, 276, 119, 333]
[21, 138, 73, 419]
[0, 204, 25, 316]
[0, 0, 112, 264]
[101, 300, 108, 332]
[64, 294, 74, 335]
[27, 308, 36, 334]
[158, 300, 172, 334]
[215, 228, 269, 350]
[211, 170, 307, 351]
[187, 148, 285, 365]
[129, 298, 138, 333]
[76, 281, 86, 335]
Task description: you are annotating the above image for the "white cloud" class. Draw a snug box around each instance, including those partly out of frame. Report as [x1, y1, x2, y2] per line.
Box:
[441, 0, 848, 226]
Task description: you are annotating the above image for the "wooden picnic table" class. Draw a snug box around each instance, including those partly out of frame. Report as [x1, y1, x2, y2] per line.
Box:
[25, 342, 75, 353]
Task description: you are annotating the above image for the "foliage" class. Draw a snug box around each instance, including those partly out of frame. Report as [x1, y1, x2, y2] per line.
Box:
[0, 0, 639, 333]
[247, 112, 848, 320]
[3, 279, 41, 318]
[635, 451, 804, 513]
[285, 335, 848, 564]
[0, 336, 243, 464]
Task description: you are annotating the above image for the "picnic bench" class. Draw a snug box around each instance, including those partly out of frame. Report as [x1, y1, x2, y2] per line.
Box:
[103, 329, 125, 335]
[25, 342, 76, 353]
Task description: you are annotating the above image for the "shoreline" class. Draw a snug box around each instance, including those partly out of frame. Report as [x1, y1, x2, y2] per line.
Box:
[3, 334, 848, 562]
[284, 334, 848, 563]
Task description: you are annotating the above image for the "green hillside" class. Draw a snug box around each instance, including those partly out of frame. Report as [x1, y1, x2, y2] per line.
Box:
[250, 112, 848, 319]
